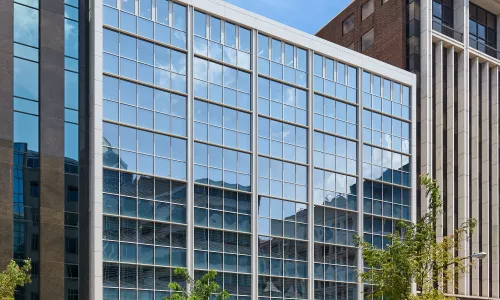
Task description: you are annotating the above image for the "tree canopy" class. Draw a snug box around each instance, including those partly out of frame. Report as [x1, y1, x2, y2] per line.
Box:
[163, 268, 229, 300]
[0, 260, 32, 300]
[358, 175, 477, 300]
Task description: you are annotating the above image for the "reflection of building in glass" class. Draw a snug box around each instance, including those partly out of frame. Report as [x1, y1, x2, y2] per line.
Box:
[13, 143, 40, 300]
[318, 0, 500, 297]
[0, 0, 416, 299]
[92, 1, 415, 299]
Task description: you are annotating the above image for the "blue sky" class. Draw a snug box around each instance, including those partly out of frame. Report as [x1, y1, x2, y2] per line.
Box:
[224, 0, 352, 34]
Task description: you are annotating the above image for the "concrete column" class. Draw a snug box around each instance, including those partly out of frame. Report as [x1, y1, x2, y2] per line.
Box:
[186, 5, 194, 279]
[470, 57, 479, 297]
[307, 49, 315, 300]
[435, 42, 444, 241]
[457, 49, 469, 296]
[497, 15, 500, 53]
[89, 0, 104, 296]
[454, 0, 466, 36]
[446, 47, 456, 293]
[357, 68, 365, 300]
[0, 0, 14, 268]
[491, 66, 500, 298]
[480, 62, 490, 296]
[251, 29, 258, 300]
[39, 0, 66, 297]
[420, 0, 434, 215]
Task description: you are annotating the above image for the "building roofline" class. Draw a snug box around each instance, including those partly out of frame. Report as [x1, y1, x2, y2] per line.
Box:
[315, 0, 355, 35]
[178, 0, 416, 87]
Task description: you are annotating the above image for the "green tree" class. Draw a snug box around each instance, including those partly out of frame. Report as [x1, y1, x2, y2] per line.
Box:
[358, 175, 477, 300]
[0, 260, 32, 300]
[163, 268, 229, 300]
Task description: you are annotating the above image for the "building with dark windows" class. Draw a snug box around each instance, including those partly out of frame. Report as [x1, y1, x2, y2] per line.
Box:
[0, 0, 416, 299]
[317, 0, 500, 299]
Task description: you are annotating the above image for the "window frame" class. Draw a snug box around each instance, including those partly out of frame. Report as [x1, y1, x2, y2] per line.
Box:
[342, 14, 355, 36]
[361, 28, 375, 52]
[361, 0, 374, 21]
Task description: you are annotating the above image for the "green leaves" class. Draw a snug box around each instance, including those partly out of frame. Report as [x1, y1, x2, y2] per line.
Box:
[358, 175, 476, 300]
[0, 260, 32, 300]
[163, 268, 230, 300]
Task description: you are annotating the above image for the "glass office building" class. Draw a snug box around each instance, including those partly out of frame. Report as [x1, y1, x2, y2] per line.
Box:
[90, 0, 416, 299]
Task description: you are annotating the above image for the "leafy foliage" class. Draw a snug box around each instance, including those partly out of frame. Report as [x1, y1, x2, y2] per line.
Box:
[163, 268, 230, 300]
[358, 175, 477, 300]
[0, 260, 32, 300]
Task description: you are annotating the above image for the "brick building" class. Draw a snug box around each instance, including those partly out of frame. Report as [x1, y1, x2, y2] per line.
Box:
[316, 0, 409, 70]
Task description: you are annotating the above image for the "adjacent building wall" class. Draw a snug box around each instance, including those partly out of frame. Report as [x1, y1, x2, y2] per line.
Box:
[316, 0, 407, 69]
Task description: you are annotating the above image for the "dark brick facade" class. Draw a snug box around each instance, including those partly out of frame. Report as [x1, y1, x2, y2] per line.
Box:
[316, 0, 407, 70]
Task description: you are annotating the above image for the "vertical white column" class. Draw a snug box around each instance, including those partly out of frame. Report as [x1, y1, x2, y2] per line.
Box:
[307, 49, 315, 300]
[186, 5, 194, 279]
[457, 48, 469, 296]
[497, 15, 500, 53]
[454, 0, 466, 36]
[470, 57, 480, 297]
[411, 73, 419, 295]
[420, 0, 434, 215]
[454, 0, 470, 296]
[491, 66, 500, 299]
[446, 46, 456, 293]
[435, 42, 444, 242]
[251, 29, 259, 300]
[480, 61, 490, 297]
[357, 68, 365, 300]
[89, 0, 104, 297]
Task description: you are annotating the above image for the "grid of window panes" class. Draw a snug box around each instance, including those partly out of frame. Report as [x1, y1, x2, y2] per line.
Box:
[362, 145, 411, 187]
[313, 132, 357, 176]
[103, 28, 187, 93]
[13, 0, 40, 298]
[193, 99, 251, 151]
[194, 142, 251, 192]
[313, 170, 358, 211]
[362, 214, 400, 250]
[362, 71, 411, 120]
[64, 0, 80, 297]
[362, 71, 412, 258]
[191, 11, 254, 299]
[102, 122, 187, 180]
[313, 54, 357, 104]
[469, 2, 498, 58]
[103, 0, 187, 50]
[362, 110, 411, 154]
[257, 36, 309, 300]
[257, 34, 307, 87]
[193, 57, 251, 111]
[258, 117, 307, 164]
[257, 157, 307, 202]
[313, 244, 358, 299]
[193, 10, 251, 70]
[313, 94, 357, 140]
[362, 180, 411, 221]
[102, 1, 188, 297]
[312, 54, 359, 300]
[102, 169, 188, 299]
[103, 76, 187, 137]
[257, 197, 309, 299]
[258, 77, 307, 126]
[193, 186, 252, 299]
[432, 0, 453, 34]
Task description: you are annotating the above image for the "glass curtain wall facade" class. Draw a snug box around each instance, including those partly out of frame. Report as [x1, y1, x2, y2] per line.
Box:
[64, 0, 81, 296]
[13, 0, 40, 297]
[96, 1, 416, 299]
